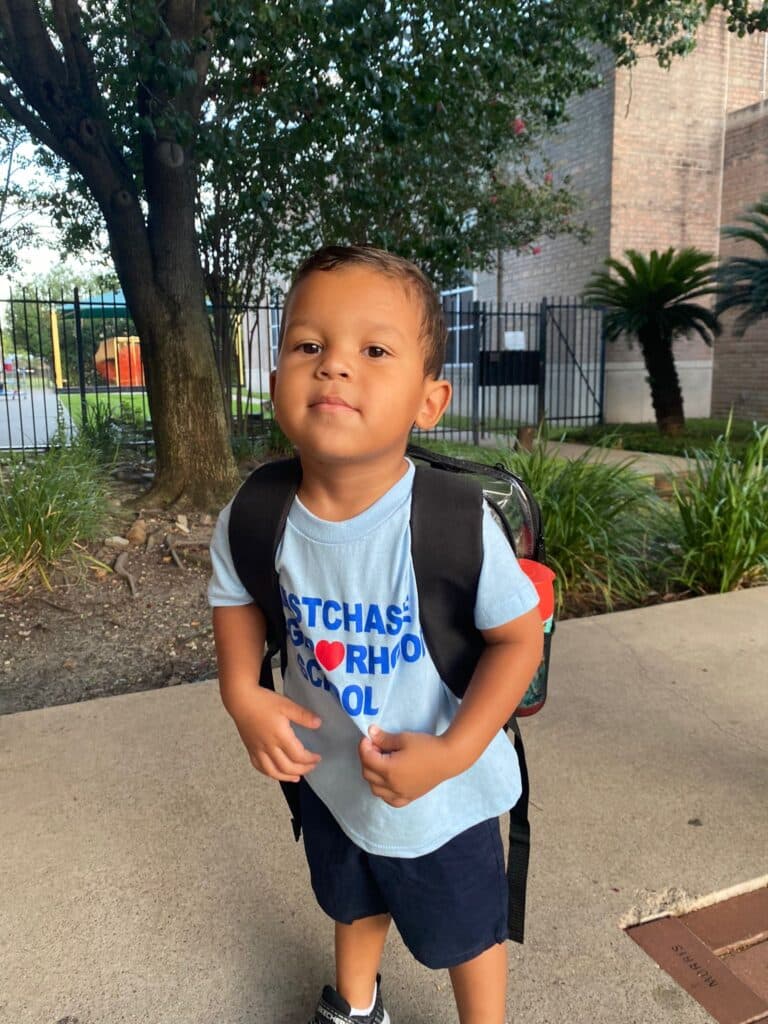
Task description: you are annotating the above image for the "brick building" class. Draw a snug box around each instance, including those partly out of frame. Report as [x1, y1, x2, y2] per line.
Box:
[476, 11, 768, 423]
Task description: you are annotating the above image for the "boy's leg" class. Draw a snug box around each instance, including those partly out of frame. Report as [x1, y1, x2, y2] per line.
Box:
[335, 912, 391, 1009]
[448, 942, 507, 1024]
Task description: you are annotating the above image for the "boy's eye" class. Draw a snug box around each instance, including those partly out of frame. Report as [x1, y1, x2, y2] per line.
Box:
[365, 345, 388, 358]
[294, 341, 322, 354]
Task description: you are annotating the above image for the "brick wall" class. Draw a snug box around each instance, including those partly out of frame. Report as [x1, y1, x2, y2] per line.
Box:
[476, 13, 767, 421]
[711, 101, 768, 420]
[607, 13, 738, 370]
[475, 52, 615, 305]
[725, 26, 767, 113]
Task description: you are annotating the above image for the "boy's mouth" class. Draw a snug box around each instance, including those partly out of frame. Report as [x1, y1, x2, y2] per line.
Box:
[310, 394, 356, 411]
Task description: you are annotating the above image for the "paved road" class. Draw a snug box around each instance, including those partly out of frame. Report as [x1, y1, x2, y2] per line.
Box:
[0, 386, 76, 450]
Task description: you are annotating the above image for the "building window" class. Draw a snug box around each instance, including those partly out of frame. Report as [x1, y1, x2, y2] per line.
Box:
[440, 285, 475, 366]
[269, 296, 281, 370]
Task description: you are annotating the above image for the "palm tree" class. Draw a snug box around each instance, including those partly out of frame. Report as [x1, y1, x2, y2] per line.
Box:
[715, 196, 768, 334]
[584, 248, 719, 435]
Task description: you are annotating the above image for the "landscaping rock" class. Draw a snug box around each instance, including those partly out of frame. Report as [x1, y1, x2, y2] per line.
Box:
[104, 535, 130, 550]
[126, 518, 148, 546]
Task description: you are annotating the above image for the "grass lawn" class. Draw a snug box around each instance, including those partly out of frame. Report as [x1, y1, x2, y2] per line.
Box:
[60, 390, 268, 428]
[417, 417, 764, 464]
[558, 418, 761, 460]
[57, 391, 148, 427]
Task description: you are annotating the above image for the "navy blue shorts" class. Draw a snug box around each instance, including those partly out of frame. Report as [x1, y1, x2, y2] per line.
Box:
[299, 781, 508, 969]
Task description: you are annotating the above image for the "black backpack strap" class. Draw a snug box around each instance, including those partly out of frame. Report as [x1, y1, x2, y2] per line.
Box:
[507, 718, 530, 943]
[228, 456, 303, 838]
[410, 464, 485, 700]
[410, 460, 531, 944]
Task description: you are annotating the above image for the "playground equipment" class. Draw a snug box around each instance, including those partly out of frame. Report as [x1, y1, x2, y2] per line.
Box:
[49, 289, 247, 390]
[94, 336, 144, 387]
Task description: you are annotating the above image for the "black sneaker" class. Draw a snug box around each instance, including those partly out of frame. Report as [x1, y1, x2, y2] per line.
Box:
[308, 974, 390, 1024]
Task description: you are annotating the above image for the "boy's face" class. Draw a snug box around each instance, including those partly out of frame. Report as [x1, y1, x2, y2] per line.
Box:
[271, 266, 450, 468]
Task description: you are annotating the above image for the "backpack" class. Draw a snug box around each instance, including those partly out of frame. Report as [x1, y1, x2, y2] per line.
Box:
[227, 443, 553, 944]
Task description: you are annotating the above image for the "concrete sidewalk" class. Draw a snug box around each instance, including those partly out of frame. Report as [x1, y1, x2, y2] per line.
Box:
[476, 434, 692, 492]
[2, 589, 766, 1024]
[542, 439, 692, 480]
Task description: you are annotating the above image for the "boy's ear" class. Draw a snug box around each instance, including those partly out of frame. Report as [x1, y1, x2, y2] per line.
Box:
[414, 377, 452, 430]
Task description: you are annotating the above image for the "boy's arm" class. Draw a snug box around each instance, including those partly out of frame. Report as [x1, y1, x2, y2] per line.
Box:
[213, 604, 322, 782]
[359, 607, 542, 807]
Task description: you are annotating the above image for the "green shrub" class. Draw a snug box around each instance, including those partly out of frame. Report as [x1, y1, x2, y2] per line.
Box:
[78, 400, 146, 461]
[266, 418, 295, 458]
[493, 443, 663, 615]
[231, 432, 267, 463]
[0, 443, 111, 591]
[665, 422, 768, 593]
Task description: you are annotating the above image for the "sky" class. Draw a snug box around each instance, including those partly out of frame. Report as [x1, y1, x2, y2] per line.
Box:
[0, 140, 106, 294]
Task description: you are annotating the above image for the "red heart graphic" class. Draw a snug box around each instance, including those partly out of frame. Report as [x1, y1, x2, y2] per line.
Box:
[315, 640, 345, 672]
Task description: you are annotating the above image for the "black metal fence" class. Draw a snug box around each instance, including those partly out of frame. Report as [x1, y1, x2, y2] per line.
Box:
[0, 290, 604, 455]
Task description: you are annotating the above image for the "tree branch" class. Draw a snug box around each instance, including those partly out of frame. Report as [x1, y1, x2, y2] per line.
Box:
[0, 0, 16, 48]
[49, 0, 81, 88]
[50, 0, 101, 105]
[0, 120, 18, 223]
[0, 81, 64, 157]
[1, 0, 67, 110]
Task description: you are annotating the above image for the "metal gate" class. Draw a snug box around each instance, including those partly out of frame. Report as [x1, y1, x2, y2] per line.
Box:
[424, 296, 605, 443]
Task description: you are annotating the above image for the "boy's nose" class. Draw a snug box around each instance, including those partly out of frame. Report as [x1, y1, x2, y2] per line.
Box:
[316, 353, 351, 379]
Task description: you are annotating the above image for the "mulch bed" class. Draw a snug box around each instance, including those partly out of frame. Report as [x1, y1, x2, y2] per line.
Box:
[0, 473, 218, 716]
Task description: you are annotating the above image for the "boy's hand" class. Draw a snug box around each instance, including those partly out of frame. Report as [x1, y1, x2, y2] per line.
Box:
[229, 688, 322, 783]
[358, 725, 453, 807]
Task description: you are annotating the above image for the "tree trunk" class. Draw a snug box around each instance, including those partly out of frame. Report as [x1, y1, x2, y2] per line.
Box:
[135, 302, 237, 508]
[101, 225, 240, 509]
[108, 128, 239, 507]
[639, 327, 685, 436]
[105, 236, 239, 510]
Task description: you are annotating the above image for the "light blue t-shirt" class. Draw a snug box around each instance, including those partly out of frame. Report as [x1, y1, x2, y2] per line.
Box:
[209, 460, 538, 857]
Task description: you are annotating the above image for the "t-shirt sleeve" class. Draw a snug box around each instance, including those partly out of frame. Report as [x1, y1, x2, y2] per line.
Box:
[207, 500, 254, 607]
[474, 500, 539, 630]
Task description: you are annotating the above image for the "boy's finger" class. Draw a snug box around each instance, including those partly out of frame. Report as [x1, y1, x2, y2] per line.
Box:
[254, 751, 300, 783]
[270, 746, 317, 778]
[370, 782, 410, 808]
[386, 796, 410, 808]
[281, 730, 322, 765]
[358, 736, 389, 770]
[361, 763, 388, 786]
[367, 725, 402, 753]
[281, 698, 322, 729]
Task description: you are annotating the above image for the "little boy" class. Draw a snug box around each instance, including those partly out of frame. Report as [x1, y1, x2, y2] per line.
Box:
[209, 246, 542, 1024]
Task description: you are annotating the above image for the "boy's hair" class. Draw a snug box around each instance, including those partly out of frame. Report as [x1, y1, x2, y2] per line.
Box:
[279, 245, 447, 378]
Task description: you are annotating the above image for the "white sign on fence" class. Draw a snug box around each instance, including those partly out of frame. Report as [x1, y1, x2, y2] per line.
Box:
[503, 330, 526, 351]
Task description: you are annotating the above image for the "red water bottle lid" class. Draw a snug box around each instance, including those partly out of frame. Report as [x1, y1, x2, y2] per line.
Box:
[517, 558, 556, 622]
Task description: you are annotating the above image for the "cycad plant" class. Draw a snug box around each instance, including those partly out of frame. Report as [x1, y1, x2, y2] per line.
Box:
[584, 248, 719, 435]
[715, 196, 768, 333]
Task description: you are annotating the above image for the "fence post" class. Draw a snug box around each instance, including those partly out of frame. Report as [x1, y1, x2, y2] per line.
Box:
[73, 287, 88, 427]
[537, 297, 548, 425]
[597, 308, 607, 424]
[471, 301, 481, 446]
